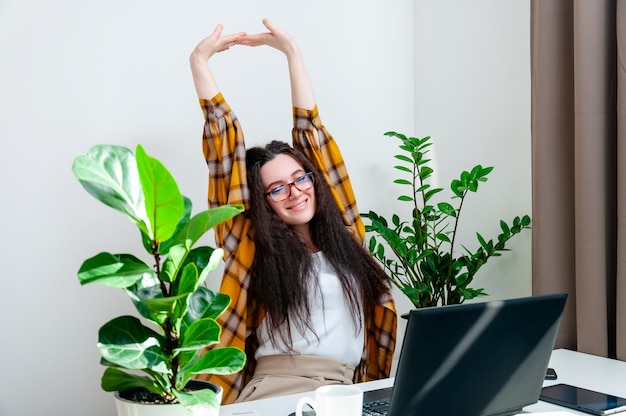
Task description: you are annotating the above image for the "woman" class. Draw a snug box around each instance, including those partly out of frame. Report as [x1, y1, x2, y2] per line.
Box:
[189, 19, 397, 404]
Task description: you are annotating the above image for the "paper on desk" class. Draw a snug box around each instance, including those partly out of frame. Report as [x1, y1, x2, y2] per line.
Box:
[221, 410, 260, 416]
[528, 412, 578, 416]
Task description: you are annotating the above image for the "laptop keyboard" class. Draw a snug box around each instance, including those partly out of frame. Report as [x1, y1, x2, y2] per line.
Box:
[362, 398, 390, 416]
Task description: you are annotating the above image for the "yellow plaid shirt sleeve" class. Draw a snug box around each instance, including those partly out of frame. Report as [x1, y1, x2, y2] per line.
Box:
[194, 94, 397, 404]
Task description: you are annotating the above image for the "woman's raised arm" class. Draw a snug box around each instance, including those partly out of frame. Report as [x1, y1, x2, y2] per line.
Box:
[189, 24, 246, 100]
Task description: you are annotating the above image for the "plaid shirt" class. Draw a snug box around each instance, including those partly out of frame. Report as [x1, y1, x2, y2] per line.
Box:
[194, 93, 397, 404]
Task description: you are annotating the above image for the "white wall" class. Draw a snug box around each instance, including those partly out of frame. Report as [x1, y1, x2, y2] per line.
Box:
[0, 1, 529, 415]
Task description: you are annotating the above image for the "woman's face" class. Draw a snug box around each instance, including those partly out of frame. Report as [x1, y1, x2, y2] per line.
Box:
[260, 154, 316, 230]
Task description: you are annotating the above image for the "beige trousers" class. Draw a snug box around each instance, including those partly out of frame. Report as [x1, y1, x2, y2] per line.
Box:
[235, 354, 356, 403]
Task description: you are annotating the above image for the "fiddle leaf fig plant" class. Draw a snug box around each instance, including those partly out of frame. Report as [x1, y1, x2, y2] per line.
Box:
[73, 144, 245, 412]
[364, 132, 531, 308]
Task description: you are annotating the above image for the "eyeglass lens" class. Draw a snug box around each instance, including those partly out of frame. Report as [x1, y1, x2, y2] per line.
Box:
[267, 173, 314, 202]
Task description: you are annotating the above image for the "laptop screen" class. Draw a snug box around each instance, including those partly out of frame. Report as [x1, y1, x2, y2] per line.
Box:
[385, 293, 567, 416]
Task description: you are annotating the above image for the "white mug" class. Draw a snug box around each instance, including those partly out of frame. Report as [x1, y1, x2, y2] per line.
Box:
[296, 385, 363, 416]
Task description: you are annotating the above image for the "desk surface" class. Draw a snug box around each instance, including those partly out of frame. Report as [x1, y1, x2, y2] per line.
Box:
[219, 349, 626, 416]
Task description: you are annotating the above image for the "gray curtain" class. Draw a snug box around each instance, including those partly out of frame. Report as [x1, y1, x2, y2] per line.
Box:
[531, 0, 626, 359]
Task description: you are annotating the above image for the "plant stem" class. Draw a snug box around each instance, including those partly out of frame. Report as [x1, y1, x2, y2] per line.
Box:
[152, 244, 178, 394]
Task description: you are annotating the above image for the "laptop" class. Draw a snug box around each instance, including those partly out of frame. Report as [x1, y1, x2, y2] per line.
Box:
[362, 293, 568, 416]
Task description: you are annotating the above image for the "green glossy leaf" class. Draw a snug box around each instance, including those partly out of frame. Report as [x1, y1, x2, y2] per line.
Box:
[424, 188, 443, 201]
[125, 280, 163, 321]
[368, 236, 377, 252]
[394, 165, 413, 174]
[177, 318, 221, 352]
[394, 154, 413, 164]
[190, 347, 246, 375]
[500, 220, 511, 237]
[437, 202, 456, 217]
[144, 292, 189, 325]
[384, 130, 407, 140]
[98, 316, 169, 373]
[101, 367, 163, 395]
[72, 145, 149, 236]
[198, 248, 224, 287]
[161, 244, 189, 283]
[479, 166, 494, 177]
[435, 233, 450, 243]
[136, 144, 185, 243]
[155, 197, 193, 255]
[451, 179, 465, 198]
[394, 179, 412, 186]
[177, 262, 199, 298]
[164, 246, 222, 291]
[419, 166, 434, 178]
[185, 287, 231, 325]
[78, 252, 154, 288]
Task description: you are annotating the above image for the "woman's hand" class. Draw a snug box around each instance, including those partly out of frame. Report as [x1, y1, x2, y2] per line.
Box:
[239, 19, 314, 109]
[191, 24, 246, 62]
[237, 18, 299, 57]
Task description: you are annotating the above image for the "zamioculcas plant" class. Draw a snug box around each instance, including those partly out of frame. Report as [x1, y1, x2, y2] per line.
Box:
[72, 144, 245, 414]
[363, 132, 531, 308]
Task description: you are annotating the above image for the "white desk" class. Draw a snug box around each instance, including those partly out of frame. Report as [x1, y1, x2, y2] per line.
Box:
[219, 349, 626, 416]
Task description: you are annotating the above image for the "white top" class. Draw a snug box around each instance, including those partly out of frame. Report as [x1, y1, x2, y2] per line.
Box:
[255, 251, 364, 365]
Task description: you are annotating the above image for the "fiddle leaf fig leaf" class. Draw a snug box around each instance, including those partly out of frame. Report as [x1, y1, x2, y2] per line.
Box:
[144, 292, 189, 325]
[156, 197, 193, 255]
[189, 347, 246, 375]
[101, 367, 163, 395]
[72, 145, 149, 236]
[177, 318, 221, 352]
[198, 248, 224, 287]
[184, 287, 231, 324]
[78, 252, 154, 288]
[98, 316, 169, 373]
[161, 244, 189, 283]
[177, 262, 199, 297]
[135, 144, 185, 243]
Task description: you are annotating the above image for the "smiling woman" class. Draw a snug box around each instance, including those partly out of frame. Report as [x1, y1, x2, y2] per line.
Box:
[189, 19, 397, 404]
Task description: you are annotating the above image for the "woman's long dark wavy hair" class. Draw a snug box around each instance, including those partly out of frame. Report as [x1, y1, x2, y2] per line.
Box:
[246, 140, 391, 351]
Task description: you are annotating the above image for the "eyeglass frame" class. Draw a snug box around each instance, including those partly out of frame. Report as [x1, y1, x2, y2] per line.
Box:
[264, 172, 315, 203]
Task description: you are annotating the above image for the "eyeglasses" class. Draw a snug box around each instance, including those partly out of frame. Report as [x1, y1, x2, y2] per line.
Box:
[264, 172, 314, 203]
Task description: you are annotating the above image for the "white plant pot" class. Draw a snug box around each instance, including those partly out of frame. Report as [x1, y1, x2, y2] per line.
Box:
[114, 381, 222, 416]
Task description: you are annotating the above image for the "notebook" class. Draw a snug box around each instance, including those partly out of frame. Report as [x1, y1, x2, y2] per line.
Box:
[362, 293, 568, 416]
